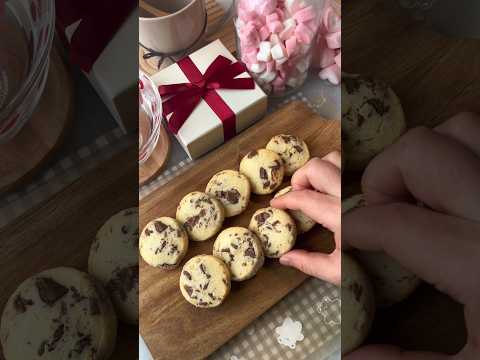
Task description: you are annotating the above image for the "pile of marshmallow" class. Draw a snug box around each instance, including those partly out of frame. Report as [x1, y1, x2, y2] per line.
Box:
[236, 0, 321, 94]
[313, 2, 341, 85]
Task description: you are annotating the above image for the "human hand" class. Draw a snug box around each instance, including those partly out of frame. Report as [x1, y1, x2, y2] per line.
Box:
[270, 151, 342, 285]
[343, 113, 480, 359]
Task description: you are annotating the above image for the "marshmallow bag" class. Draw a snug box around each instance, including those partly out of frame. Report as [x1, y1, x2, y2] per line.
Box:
[235, 0, 326, 95]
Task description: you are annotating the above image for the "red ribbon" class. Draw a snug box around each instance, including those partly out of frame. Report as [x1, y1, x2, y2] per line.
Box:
[159, 55, 255, 140]
[55, 0, 136, 72]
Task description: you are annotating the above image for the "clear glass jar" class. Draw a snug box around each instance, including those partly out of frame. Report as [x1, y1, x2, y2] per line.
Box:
[139, 71, 162, 165]
[234, 0, 322, 96]
[0, 0, 55, 143]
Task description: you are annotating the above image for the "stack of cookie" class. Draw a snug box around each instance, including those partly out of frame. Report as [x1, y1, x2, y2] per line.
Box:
[0, 208, 140, 359]
[140, 133, 317, 308]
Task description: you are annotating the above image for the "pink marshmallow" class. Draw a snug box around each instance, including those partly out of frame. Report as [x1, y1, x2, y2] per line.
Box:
[295, 23, 313, 44]
[258, 1, 277, 16]
[304, 19, 320, 33]
[245, 49, 259, 64]
[268, 20, 284, 34]
[323, 6, 341, 33]
[238, 8, 257, 22]
[317, 47, 336, 68]
[325, 31, 341, 49]
[293, 5, 316, 23]
[319, 63, 341, 85]
[285, 36, 298, 57]
[250, 19, 265, 29]
[270, 33, 281, 44]
[273, 75, 286, 87]
[280, 25, 296, 41]
[266, 13, 280, 23]
[275, 8, 285, 21]
[335, 51, 341, 68]
[266, 61, 276, 73]
[259, 25, 271, 40]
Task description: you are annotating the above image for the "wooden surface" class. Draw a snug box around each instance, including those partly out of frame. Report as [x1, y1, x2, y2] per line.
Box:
[139, 0, 236, 76]
[0, 145, 138, 359]
[0, 49, 73, 195]
[139, 101, 340, 360]
[343, 0, 480, 128]
[343, 0, 474, 353]
[139, 124, 171, 186]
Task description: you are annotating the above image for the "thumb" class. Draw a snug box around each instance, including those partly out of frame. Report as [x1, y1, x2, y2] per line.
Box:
[344, 345, 451, 360]
[280, 249, 340, 285]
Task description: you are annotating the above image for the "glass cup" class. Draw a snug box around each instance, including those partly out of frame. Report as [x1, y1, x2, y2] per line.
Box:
[234, 0, 322, 96]
[139, 71, 162, 164]
[0, 0, 55, 143]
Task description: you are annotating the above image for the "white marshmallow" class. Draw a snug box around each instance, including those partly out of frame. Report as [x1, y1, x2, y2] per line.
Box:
[271, 43, 287, 60]
[257, 50, 272, 62]
[296, 58, 310, 72]
[283, 18, 297, 29]
[235, 19, 246, 32]
[259, 41, 272, 53]
[287, 76, 300, 88]
[250, 62, 266, 73]
[276, 57, 288, 65]
[259, 71, 277, 83]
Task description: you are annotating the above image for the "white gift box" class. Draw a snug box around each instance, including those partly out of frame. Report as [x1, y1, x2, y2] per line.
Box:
[152, 40, 268, 159]
[65, 9, 138, 134]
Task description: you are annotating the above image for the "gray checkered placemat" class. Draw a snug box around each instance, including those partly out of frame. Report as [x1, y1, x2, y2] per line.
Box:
[0, 127, 132, 228]
[139, 93, 341, 359]
[209, 280, 340, 360]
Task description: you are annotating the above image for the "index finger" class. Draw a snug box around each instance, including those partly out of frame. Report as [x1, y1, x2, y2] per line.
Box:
[292, 155, 341, 198]
[343, 202, 480, 305]
[362, 126, 480, 222]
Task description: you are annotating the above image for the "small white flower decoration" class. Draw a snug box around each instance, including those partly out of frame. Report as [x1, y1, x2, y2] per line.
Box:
[275, 317, 305, 349]
[317, 296, 341, 326]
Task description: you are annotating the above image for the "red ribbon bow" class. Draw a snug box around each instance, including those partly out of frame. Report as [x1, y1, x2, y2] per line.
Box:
[159, 55, 255, 140]
[55, 0, 136, 72]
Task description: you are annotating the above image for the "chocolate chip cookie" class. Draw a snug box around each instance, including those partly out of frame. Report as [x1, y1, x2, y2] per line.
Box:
[342, 74, 406, 171]
[140, 217, 189, 270]
[0, 267, 117, 360]
[205, 170, 251, 217]
[274, 186, 316, 233]
[213, 227, 264, 281]
[240, 149, 285, 195]
[179, 255, 231, 308]
[266, 134, 310, 176]
[249, 207, 297, 258]
[176, 192, 225, 241]
[88, 208, 139, 324]
[342, 253, 375, 355]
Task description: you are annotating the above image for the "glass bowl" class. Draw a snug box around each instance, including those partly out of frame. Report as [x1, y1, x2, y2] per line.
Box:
[0, 0, 55, 143]
[139, 71, 162, 165]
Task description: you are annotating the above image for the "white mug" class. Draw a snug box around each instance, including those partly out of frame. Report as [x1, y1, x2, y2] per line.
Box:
[139, 0, 207, 54]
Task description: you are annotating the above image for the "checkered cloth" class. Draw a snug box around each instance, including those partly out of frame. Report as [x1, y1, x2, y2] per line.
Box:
[0, 127, 132, 228]
[209, 280, 340, 360]
[139, 92, 341, 360]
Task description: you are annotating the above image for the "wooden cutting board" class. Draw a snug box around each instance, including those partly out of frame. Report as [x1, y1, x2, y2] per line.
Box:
[0, 144, 138, 359]
[139, 101, 341, 360]
[343, 0, 472, 354]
